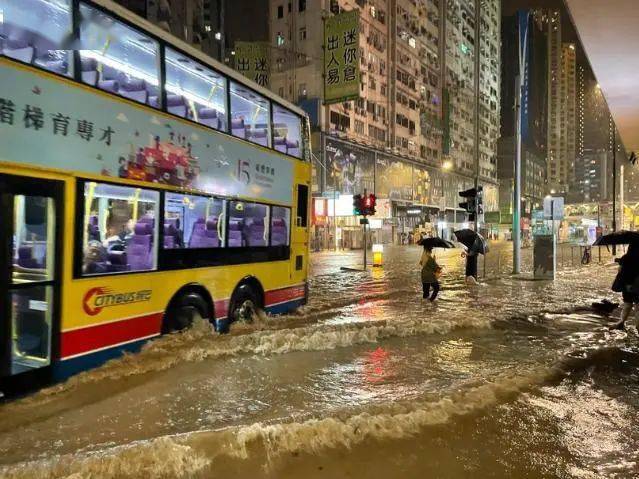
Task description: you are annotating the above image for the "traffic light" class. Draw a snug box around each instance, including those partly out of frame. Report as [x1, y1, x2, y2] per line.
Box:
[353, 193, 376, 216]
[363, 193, 376, 216]
[353, 194, 363, 216]
[459, 186, 483, 222]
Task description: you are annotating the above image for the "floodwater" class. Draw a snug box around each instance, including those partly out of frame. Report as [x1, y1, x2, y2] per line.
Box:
[1, 243, 638, 479]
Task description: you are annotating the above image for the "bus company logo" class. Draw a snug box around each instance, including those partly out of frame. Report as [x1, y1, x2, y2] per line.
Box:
[82, 287, 152, 316]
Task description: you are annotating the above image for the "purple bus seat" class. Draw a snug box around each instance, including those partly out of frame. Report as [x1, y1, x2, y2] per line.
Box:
[271, 218, 288, 246]
[164, 235, 176, 249]
[138, 215, 155, 226]
[198, 108, 219, 129]
[16, 246, 41, 269]
[248, 128, 269, 147]
[119, 78, 148, 103]
[98, 79, 119, 93]
[228, 218, 244, 247]
[189, 222, 216, 248]
[130, 222, 152, 250]
[101, 64, 120, 81]
[107, 251, 128, 272]
[286, 139, 300, 157]
[167, 95, 187, 117]
[80, 57, 99, 85]
[163, 223, 178, 249]
[273, 136, 287, 153]
[231, 118, 246, 138]
[128, 243, 152, 270]
[3, 25, 34, 63]
[244, 218, 266, 247]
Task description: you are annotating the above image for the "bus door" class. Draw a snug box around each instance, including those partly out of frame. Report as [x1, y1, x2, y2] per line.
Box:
[0, 174, 63, 382]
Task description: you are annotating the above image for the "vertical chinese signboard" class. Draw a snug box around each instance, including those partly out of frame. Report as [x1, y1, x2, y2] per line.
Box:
[234, 42, 270, 88]
[324, 10, 360, 105]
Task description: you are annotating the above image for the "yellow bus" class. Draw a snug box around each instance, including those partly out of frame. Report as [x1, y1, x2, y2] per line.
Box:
[0, 0, 311, 392]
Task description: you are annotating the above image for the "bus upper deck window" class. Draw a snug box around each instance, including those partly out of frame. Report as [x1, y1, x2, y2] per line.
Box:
[230, 82, 271, 148]
[164, 48, 228, 131]
[272, 105, 302, 159]
[0, 0, 73, 77]
[78, 2, 160, 107]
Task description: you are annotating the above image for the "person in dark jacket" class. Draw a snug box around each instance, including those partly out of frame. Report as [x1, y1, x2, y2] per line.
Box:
[610, 245, 639, 329]
[420, 247, 441, 301]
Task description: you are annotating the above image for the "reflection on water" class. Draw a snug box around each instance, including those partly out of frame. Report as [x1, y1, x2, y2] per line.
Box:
[0, 244, 637, 478]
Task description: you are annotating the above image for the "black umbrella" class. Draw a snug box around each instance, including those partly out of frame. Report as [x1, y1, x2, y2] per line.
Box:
[454, 229, 489, 255]
[592, 230, 639, 247]
[419, 237, 455, 249]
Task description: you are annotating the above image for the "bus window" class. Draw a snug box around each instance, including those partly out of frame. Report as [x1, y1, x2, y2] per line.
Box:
[270, 206, 291, 246]
[229, 82, 271, 148]
[12, 195, 55, 283]
[81, 182, 159, 275]
[228, 201, 269, 247]
[272, 105, 302, 159]
[164, 193, 225, 249]
[0, 0, 73, 77]
[78, 2, 160, 107]
[164, 48, 228, 131]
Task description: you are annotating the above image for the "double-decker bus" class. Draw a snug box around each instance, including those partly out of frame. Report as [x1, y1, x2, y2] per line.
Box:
[0, 0, 311, 392]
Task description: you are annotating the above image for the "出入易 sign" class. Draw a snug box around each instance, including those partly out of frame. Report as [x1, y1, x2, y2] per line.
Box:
[324, 10, 360, 105]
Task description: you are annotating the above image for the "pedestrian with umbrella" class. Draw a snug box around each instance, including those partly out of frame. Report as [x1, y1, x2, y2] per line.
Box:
[594, 231, 639, 329]
[454, 229, 488, 284]
[418, 237, 453, 301]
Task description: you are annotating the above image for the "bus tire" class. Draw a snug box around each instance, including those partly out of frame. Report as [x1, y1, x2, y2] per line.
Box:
[229, 283, 262, 324]
[163, 292, 210, 334]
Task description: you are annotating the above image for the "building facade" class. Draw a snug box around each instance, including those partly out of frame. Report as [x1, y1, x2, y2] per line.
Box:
[266, 0, 500, 247]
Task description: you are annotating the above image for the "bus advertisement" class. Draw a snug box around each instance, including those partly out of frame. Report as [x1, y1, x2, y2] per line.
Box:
[0, 0, 311, 392]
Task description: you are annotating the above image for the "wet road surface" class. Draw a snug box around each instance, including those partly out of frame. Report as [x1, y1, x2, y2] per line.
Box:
[1, 244, 638, 478]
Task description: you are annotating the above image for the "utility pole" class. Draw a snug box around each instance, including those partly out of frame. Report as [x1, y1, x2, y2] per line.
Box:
[612, 124, 617, 255]
[621, 164, 625, 231]
[513, 12, 529, 275]
[473, 0, 481, 233]
[217, 0, 225, 62]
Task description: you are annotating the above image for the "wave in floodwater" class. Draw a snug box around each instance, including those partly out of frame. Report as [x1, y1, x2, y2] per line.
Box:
[0, 363, 569, 479]
[61, 313, 492, 388]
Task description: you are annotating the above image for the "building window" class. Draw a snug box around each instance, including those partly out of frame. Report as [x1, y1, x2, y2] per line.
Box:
[299, 0, 306, 12]
[277, 5, 284, 18]
[299, 27, 307, 41]
[298, 83, 307, 99]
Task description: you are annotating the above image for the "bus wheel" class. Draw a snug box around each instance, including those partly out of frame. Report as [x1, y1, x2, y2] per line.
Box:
[163, 292, 210, 334]
[230, 284, 261, 323]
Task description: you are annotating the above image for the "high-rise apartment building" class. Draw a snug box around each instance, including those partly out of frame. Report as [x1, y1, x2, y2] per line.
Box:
[560, 43, 576, 189]
[498, 10, 548, 213]
[546, 10, 562, 193]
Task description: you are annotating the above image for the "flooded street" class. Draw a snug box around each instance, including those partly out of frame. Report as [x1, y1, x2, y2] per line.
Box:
[1, 244, 638, 478]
